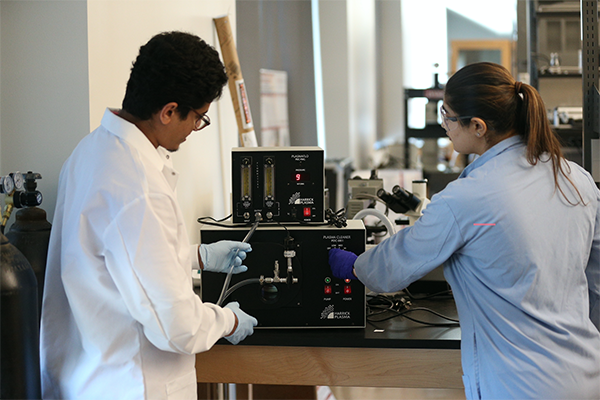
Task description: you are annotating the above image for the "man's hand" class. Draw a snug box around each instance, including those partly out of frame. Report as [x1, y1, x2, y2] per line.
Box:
[199, 241, 252, 274]
[224, 302, 258, 344]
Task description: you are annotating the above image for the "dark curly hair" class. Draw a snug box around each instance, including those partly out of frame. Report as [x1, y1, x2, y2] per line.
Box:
[122, 31, 228, 120]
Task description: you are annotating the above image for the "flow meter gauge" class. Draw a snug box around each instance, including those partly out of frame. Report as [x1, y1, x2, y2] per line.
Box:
[12, 172, 24, 191]
[0, 175, 15, 194]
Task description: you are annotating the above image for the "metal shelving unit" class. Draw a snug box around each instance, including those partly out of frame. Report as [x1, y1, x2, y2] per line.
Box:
[581, 0, 599, 181]
[403, 87, 447, 169]
[527, 0, 599, 182]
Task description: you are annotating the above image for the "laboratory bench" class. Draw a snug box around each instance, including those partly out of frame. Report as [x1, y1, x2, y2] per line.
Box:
[195, 293, 463, 392]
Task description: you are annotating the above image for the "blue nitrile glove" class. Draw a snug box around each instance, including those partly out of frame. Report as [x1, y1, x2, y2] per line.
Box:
[223, 301, 258, 345]
[199, 241, 252, 274]
[328, 248, 358, 280]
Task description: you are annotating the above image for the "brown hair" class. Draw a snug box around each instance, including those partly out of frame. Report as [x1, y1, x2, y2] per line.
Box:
[444, 62, 584, 205]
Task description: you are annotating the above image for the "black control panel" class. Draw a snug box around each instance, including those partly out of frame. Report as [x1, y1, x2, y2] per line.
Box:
[231, 147, 325, 224]
[200, 220, 366, 328]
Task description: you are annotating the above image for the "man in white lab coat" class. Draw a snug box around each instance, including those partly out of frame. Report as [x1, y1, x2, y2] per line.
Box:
[40, 31, 257, 400]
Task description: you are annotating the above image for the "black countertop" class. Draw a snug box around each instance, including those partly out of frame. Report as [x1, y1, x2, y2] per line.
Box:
[221, 294, 461, 350]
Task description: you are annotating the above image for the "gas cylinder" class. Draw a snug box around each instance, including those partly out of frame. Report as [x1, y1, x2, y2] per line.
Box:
[1, 233, 41, 399]
[6, 206, 52, 317]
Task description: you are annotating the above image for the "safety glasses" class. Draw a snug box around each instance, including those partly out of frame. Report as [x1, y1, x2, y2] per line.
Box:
[439, 105, 473, 132]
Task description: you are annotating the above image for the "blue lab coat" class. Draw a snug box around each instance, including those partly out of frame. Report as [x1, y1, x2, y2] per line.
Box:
[355, 136, 600, 399]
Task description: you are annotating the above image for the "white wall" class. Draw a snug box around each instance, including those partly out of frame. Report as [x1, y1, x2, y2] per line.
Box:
[377, 0, 404, 143]
[347, 0, 376, 170]
[1, 0, 237, 243]
[319, 0, 404, 164]
[0, 0, 90, 230]
[401, 1, 448, 89]
[87, 0, 238, 242]
[317, 0, 379, 168]
[236, 0, 318, 148]
[320, 0, 350, 161]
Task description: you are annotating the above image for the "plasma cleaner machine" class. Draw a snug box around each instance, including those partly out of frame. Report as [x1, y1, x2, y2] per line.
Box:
[200, 147, 366, 328]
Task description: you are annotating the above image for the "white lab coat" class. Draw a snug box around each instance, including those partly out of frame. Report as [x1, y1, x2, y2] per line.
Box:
[356, 136, 600, 399]
[40, 109, 236, 400]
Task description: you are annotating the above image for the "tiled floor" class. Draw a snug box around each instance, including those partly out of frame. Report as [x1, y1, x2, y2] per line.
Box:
[327, 386, 466, 400]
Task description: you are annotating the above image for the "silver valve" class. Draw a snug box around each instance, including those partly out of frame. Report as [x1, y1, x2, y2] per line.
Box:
[259, 259, 298, 285]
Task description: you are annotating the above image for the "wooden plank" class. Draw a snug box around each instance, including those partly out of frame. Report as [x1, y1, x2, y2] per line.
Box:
[196, 345, 463, 389]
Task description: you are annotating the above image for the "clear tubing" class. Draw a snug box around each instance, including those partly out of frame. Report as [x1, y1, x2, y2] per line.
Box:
[222, 278, 262, 303]
[216, 250, 241, 306]
[216, 219, 261, 306]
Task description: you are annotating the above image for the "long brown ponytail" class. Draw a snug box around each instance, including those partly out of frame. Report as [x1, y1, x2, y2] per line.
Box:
[445, 62, 585, 205]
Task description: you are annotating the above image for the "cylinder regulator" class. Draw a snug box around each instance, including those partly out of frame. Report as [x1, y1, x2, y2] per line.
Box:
[1, 171, 51, 316]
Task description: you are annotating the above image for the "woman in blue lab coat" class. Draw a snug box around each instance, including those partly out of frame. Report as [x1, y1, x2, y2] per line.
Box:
[329, 62, 600, 399]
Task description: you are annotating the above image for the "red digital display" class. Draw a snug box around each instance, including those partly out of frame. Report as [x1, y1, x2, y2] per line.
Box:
[292, 172, 310, 182]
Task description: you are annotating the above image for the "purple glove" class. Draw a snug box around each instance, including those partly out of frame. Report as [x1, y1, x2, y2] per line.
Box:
[328, 248, 358, 280]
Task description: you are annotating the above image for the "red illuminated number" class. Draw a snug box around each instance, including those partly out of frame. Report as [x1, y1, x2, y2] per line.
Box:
[296, 173, 301, 181]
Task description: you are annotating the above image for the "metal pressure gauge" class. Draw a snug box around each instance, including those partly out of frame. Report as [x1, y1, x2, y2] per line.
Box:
[0, 175, 15, 194]
[12, 172, 24, 191]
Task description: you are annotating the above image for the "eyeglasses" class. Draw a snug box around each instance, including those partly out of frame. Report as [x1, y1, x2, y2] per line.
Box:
[190, 109, 211, 131]
[439, 105, 473, 132]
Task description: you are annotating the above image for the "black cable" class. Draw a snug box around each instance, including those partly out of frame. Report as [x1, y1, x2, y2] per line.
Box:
[368, 307, 459, 327]
[274, 220, 290, 234]
[366, 293, 459, 327]
[198, 209, 350, 229]
[400, 310, 460, 327]
[272, 209, 349, 228]
[366, 294, 397, 317]
[197, 214, 233, 226]
[403, 286, 453, 300]
[325, 207, 347, 228]
[369, 306, 459, 324]
[366, 294, 409, 319]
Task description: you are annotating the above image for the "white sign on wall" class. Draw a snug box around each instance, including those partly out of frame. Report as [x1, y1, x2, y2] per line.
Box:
[260, 69, 290, 147]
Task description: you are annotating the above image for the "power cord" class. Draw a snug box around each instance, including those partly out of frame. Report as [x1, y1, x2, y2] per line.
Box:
[325, 208, 347, 228]
[403, 285, 453, 300]
[199, 212, 349, 229]
[366, 293, 459, 328]
[197, 214, 234, 227]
